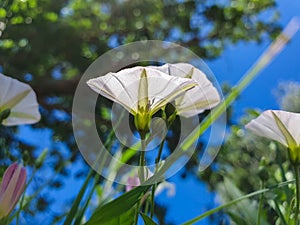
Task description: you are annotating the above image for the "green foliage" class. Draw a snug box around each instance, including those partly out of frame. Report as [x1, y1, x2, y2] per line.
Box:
[84, 185, 150, 225]
[141, 213, 158, 225]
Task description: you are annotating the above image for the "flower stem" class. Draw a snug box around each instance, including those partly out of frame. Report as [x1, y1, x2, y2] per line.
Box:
[257, 180, 264, 225]
[150, 138, 166, 218]
[139, 136, 146, 183]
[135, 134, 147, 224]
[134, 201, 140, 225]
[0, 217, 8, 225]
[294, 165, 300, 225]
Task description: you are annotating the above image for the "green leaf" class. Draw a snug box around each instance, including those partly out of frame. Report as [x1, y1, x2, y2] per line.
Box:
[63, 170, 94, 225]
[101, 206, 137, 225]
[140, 213, 158, 225]
[84, 185, 151, 225]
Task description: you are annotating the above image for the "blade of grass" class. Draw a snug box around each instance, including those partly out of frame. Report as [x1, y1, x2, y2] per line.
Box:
[181, 180, 294, 225]
[64, 109, 126, 225]
[273, 199, 288, 225]
[63, 170, 94, 225]
[73, 173, 101, 225]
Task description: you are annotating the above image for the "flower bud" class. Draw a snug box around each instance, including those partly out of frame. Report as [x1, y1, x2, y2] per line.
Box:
[0, 163, 27, 219]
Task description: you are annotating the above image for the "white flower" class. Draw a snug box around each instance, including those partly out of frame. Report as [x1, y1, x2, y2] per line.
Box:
[0, 73, 41, 126]
[149, 63, 221, 117]
[87, 66, 197, 133]
[155, 180, 176, 197]
[245, 110, 300, 164]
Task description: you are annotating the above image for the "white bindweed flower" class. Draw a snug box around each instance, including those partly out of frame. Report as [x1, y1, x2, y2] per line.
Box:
[245, 110, 300, 164]
[0, 73, 41, 126]
[87, 66, 197, 134]
[149, 63, 221, 117]
[155, 180, 176, 197]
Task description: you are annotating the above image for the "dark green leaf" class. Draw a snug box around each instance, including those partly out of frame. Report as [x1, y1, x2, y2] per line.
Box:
[140, 213, 158, 225]
[84, 185, 151, 225]
[99, 206, 137, 225]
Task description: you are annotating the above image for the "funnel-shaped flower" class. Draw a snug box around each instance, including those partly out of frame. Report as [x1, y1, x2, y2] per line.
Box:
[149, 63, 221, 117]
[87, 66, 197, 133]
[0, 73, 41, 126]
[0, 163, 27, 219]
[245, 110, 300, 164]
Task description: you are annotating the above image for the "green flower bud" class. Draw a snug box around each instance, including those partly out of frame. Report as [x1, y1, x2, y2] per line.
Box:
[0, 108, 11, 124]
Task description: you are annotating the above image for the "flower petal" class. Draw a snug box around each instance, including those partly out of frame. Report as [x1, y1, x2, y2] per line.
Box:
[0, 163, 26, 218]
[0, 73, 41, 126]
[155, 181, 176, 197]
[149, 63, 221, 117]
[86, 67, 197, 115]
[245, 110, 300, 147]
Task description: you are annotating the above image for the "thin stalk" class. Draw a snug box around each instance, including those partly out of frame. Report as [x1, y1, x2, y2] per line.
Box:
[274, 199, 288, 225]
[257, 180, 264, 225]
[150, 184, 156, 218]
[14, 167, 39, 224]
[64, 109, 126, 225]
[62, 169, 94, 225]
[150, 138, 166, 218]
[134, 134, 148, 224]
[0, 217, 8, 225]
[150, 110, 174, 218]
[293, 165, 300, 225]
[181, 180, 294, 225]
[73, 173, 101, 225]
[144, 198, 150, 215]
[134, 201, 141, 225]
[139, 137, 147, 183]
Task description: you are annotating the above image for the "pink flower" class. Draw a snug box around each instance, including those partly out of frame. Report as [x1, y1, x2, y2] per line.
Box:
[126, 176, 140, 192]
[0, 163, 27, 219]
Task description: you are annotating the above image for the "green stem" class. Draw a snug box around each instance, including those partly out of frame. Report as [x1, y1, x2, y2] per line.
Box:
[139, 137, 146, 183]
[150, 138, 166, 218]
[257, 180, 264, 225]
[274, 199, 288, 225]
[150, 184, 156, 218]
[134, 201, 141, 225]
[14, 167, 38, 224]
[181, 180, 294, 225]
[134, 135, 148, 224]
[0, 217, 8, 225]
[73, 173, 101, 225]
[294, 165, 300, 225]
